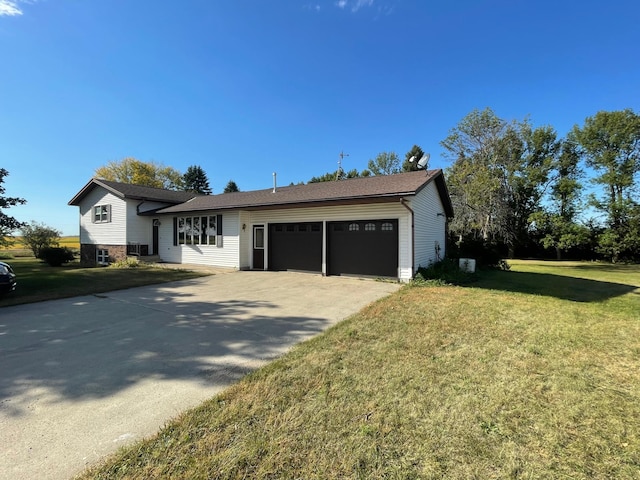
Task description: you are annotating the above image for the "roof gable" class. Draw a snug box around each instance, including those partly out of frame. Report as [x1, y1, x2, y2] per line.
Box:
[68, 178, 199, 206]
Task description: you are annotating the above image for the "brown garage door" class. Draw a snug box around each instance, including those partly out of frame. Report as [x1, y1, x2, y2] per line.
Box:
[269, 222, 322, 272]
[328, 219, 398, 277]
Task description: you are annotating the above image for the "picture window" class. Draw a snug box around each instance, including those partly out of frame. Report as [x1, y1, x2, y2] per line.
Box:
[177, 215, 217, 245]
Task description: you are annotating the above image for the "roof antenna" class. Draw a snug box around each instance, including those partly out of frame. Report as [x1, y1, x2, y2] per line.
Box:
[336, 151, 349, 180]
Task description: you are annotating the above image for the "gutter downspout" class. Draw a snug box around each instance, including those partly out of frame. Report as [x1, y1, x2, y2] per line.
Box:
[400, 198, 415, 278]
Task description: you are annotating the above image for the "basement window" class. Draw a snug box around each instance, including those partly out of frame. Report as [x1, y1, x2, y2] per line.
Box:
[96, 249, 109, 265]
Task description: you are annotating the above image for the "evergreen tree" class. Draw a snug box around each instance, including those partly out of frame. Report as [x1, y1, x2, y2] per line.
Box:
[223, 180, 240, 193]
[183, 165, 212, 194]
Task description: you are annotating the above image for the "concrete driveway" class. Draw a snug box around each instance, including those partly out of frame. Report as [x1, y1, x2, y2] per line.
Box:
[0, 271, 399, 480]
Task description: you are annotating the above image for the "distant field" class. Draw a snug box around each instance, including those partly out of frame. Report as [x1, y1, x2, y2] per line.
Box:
[1, 236, 80, 257]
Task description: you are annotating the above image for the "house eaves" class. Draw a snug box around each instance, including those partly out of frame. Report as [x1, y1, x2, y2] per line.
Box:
[157, 169, 452, 215]
[68, 178, 199, 206]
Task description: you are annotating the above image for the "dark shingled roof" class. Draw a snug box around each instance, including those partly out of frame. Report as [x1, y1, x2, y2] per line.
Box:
[157, 169, 453, 217]
[68, 178, 199, 206]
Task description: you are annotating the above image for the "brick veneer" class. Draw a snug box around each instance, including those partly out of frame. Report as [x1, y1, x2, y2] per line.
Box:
[80, 244, 127, 266]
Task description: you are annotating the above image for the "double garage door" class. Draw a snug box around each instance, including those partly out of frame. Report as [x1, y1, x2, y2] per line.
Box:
[268, 220, 398, 277]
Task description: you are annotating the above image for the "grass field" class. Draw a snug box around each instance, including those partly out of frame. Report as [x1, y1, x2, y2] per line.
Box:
[0, 257, 208, 307]
[1, 236, 80, 257]
[76, 260, 640, 479]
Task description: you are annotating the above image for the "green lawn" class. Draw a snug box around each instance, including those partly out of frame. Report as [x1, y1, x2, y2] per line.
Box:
[76, 260, 640, 479]
[0, 257, 208, 307]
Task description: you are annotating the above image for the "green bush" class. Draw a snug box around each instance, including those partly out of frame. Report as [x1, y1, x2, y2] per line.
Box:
[413, 258, 477, 286]
[39, 247, 75, 267]
[109, 257, 141, 269]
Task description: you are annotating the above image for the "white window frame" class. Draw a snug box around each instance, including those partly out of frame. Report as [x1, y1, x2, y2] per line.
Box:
[96, 249, 109, 265]
[93, 204, 111, 223]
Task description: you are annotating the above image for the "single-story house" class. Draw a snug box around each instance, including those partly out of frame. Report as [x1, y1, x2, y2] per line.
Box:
[69, 170, 453, 281]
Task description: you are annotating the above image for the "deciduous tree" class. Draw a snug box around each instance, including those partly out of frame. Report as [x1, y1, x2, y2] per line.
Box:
[529, 135, 588, 259]
[0, 169, 26, 247]
[95, 158, 184, 190]
[21, 221, 62, 258]
[367, 152, 401, 176]
[441, 108, 512, 244]
[573, 109, 640, 261]
[442, 108, 558, 257]
[308, 169, 370, 183]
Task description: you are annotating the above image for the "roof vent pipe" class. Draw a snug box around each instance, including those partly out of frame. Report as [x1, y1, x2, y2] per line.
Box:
[272, 172, 277, 193]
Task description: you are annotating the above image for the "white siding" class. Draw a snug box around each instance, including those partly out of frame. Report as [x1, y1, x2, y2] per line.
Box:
[248, 202, 412, 280]
[78, 189, 126, 245]
[158, 211, 241, 269]
[126, 200, 153, 246]
[127, 201, 174, 247]
[409, 182, 447, 271]
[238, 211, 251, 269]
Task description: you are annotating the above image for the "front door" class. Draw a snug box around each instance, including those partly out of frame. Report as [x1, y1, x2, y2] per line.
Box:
[253, 225, 265, 270]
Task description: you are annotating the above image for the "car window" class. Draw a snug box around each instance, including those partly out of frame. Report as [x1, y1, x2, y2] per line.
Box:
[0, 265, 11, 274]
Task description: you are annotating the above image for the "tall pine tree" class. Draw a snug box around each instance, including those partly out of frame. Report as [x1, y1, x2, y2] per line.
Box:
[183, 165, 212, 194]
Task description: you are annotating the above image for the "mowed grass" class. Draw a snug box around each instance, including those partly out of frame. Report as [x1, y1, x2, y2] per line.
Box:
[77, 260, 640, 480]
[0, 257, 208, 307]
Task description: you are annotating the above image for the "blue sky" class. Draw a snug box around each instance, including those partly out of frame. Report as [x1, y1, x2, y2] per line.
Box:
[1, 0, 638, 235]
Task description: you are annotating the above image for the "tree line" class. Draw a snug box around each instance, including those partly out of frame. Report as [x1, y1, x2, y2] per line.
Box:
[442, 108, 640, 263]
[94, 158, 240, 195]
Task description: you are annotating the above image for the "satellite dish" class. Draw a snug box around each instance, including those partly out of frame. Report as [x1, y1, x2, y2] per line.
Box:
[417, 153, 430, 169]
[408, 155, 417, 163]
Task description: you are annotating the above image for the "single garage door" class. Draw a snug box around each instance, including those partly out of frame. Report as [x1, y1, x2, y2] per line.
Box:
[328, 219, 398, 277]
[269, 222, 322, 272]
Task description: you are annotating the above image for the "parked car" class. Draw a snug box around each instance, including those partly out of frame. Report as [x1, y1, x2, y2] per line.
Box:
[0, 261, 17, 294]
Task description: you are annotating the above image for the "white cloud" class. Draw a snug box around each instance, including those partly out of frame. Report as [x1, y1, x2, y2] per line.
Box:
[0, 0, 23, 16]
[335, 0, 382, 13]
[352, 0, 374, 12]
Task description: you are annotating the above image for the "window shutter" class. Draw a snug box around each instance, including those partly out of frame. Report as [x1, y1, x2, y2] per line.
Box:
[92, 206, 96, 223]
[217, 214, 223, 235]
[107, 204, 112, 223]
[173, 217, 178, 246]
